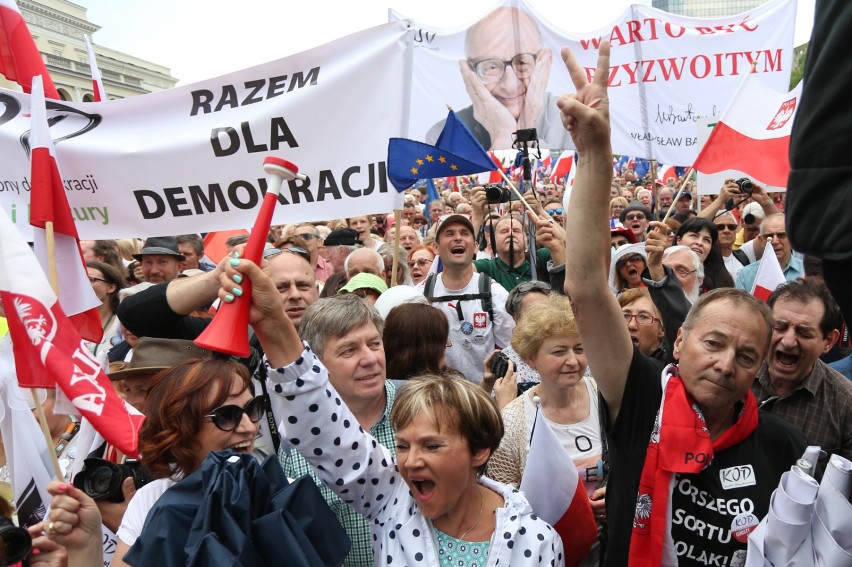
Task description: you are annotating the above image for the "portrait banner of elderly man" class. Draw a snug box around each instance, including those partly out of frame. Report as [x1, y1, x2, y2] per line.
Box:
[399, 0, 797, 163]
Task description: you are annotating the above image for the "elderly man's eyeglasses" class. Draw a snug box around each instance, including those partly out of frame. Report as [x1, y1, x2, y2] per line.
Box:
[263, 246, 312, 265]
[671, 267, 697, 277]
[622, 312, 660, 326]
[469, 52, 539, 84]
[763, 232, 787, 240]
[714, 224, 738, 232]
[205, 396, 265, 432]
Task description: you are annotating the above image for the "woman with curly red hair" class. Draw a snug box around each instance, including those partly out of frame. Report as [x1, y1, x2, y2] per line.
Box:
[111, 358, 263, 567]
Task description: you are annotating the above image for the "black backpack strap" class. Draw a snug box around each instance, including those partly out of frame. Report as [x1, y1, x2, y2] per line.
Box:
[478, 274, 494, 322]
[732, 249, 751, 266]
[424, 273, 436, 297]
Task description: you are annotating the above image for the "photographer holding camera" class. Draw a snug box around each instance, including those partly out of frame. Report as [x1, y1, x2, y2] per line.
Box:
[698, 178, 781, 280]
[469, 185, 568, 292]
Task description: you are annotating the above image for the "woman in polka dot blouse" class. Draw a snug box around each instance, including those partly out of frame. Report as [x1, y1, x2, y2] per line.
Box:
[221, 254, 566, 567]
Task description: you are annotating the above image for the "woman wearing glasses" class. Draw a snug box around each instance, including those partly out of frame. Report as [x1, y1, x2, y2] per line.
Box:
[85, 261, 127, 359]
[406, 245, 436, 286]
[487, 294, 605, 566]
[111, 358, 264, 567]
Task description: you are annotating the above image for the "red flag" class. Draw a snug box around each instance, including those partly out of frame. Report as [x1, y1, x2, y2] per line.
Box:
[521, 407, 598, 567]
[84, 34, 105, 102]
[0, 206, 144, 457]
[0, 0, 58, 98]
[693, 74, 801, 188]
[550, 150, 575, 183]
[28, 76, 102, 343]
[751, 239, 786, 301]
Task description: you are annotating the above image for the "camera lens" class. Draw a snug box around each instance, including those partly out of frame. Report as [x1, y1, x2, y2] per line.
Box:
[484, 185, 511, 204]
[0, 516, 31, 565]
[84, 466, 116, 499]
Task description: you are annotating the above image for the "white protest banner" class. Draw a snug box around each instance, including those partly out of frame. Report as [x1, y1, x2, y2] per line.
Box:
[397, 0, 795, 165]
[0, 22, 409, 240]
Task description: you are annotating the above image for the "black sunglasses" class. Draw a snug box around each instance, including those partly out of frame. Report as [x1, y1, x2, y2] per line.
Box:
[204, 395, 265, 432]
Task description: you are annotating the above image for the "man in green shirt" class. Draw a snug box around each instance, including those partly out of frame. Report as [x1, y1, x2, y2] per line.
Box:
[472, 213, 566, 292]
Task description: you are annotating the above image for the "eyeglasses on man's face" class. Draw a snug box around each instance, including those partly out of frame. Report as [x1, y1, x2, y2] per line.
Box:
[469, 52, 539, 84]
[546, 208, 563, 216]
[714, 223, 738, 232]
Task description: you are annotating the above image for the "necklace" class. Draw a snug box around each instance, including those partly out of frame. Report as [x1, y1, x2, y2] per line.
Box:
[458, 486, 484, 541]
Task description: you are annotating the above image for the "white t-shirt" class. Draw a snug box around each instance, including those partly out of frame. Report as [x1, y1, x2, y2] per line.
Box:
[723, 252, 747, 280]
[418, 272, 514, 384]
[116, 478, 176, 547]
[522, 378, 603, 497]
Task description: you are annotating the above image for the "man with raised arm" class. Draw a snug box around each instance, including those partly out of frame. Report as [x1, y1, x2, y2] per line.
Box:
[560, 43, 806, 566]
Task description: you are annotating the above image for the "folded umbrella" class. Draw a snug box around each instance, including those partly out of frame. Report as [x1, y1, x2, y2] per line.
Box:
[125, 451, 350, 567]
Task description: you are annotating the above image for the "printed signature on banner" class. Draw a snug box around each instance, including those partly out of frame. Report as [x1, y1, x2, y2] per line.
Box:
[654, 103, 721, 126]
[7, 203, 110, 226]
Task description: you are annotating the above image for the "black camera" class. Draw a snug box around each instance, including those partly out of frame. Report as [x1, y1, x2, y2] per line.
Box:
[0, 515, 31, 566]
[517, 380, 537, 396]
[734, 177, 753, 194]
[483, 184, 512, 204]
[73, 458, 153, 503]
[513, 128, 538, 143]
[490, 351, 510, 378]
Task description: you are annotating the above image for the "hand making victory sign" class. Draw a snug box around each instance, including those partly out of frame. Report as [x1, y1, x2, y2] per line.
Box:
[556, 42, 611, 156]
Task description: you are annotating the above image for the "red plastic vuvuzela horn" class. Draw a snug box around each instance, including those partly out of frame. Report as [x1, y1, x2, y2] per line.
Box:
[194, 156, 304, 356]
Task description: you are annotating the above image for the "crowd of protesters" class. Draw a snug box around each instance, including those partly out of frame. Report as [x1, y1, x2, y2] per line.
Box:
[1, 45, 851, 567]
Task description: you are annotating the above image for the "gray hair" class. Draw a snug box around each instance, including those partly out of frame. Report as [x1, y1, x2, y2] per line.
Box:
[344, 248, 384, 277]
[682, 288, 773, 351]
[760, 213, 785, 237]
[663, 245, 705, 281]
[298, 295, 385, 359]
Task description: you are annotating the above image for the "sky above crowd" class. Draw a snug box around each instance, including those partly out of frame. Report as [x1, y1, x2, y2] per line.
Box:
[77, 0, 815, 87]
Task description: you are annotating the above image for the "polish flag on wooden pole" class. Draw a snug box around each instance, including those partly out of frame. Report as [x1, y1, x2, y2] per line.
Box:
[521, 404, 598, 567]
[84, 34, 105, 101]
[694, 70, 802, 191]
[0, 204, 145, 457]
[751, 237, 786, 301]
[0, 0, 59, 98]
[29, 75, 103, 342]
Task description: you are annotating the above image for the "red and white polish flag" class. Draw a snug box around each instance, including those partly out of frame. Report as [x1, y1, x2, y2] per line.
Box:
[751, 238, 786, 301]
[521, 406, 598, 567]
[656, 164, 678, 185]
[549, 150, 575, 184]
[29, 76, 103, 343]
[84, 34, 105, 102]
[0, 204, 144, 457]
[0, 0, 59, 98]
[694, 73, 802, 191]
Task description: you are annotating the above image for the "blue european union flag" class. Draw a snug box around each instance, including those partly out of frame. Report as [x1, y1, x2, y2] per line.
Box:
[388, 110, 496, 192]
